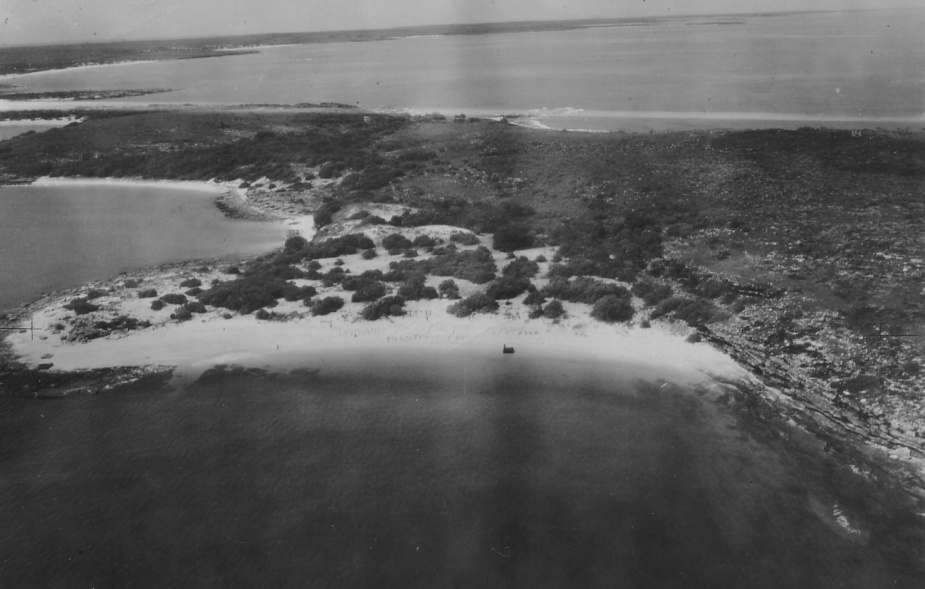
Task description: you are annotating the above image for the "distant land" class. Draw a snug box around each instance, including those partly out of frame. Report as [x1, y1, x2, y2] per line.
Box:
[0, 10, 858, 77]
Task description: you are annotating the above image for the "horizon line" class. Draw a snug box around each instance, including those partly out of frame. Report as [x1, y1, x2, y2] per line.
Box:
[1, 5, 919, 50]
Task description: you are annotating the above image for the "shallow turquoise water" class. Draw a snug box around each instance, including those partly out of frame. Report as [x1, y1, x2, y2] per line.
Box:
[0, 351, 921, 587]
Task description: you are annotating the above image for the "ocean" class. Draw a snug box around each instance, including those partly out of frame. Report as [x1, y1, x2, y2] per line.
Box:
[0, 350, 921, 587]
[1, 9, 922, 131]
[0, 183, 284, 314]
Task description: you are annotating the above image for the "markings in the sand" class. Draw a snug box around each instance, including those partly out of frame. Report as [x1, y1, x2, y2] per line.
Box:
[0, 317, 41, 340]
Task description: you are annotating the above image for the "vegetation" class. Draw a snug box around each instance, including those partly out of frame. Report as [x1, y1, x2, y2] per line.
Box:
[447, 293, 499, 317]
[311, 296, 345, 316]
[361, 296, 406, 320]
[438, 279, 460, 299]
[159, 293, 187, 305]
[63, 298, 99, 315]
[590, 295, 634, 323]
[543, 276, 630, 305]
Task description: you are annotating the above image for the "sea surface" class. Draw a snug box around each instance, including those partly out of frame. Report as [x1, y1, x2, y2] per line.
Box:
[0, 183, 284, 313]
[1, 9, 923, 131]
[0, 349, 922, 587]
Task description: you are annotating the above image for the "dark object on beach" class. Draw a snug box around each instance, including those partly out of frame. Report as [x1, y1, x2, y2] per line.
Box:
[502, 345, 515, 355]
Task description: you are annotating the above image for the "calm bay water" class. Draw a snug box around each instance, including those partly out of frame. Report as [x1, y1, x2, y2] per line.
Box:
[0, 350, 921, 587]
[0, 184, 283, 313]
[2, 10, 923, 130]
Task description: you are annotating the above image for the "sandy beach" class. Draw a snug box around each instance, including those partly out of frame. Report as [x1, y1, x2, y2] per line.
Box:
[5, 214, 751, 388]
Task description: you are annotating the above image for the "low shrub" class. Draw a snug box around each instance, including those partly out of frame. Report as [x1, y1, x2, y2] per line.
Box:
[486, 276, 531, 300]
[172, 307, 193, 322]
[492, 224, 533, 252]
[304, 233, 376, 260]
[650, 296, 717, 327]
[137, 288, 158, 299]
[590, 295, 634, 323]
[185, 301, 207, 314]
[64, 298, 99, 315]
[447, 293, 499, 317]
[311, 296, 344, 316]
[502, 257, 539, 279]
[150, 300, 165, 311]
[186, 287, 203, 297]
[449, 231, 480, 246]
[160, 293, 187, 305]
[631, 279, 673, 307]
[544, 276, 630, 305]
[361, 296, 406, 320]
[361, 248, 378, 260]
[85, 289, 107, 300]
[543, 299, 566, 319]
[412, 234, 437, 248]
[179, 277, 202, 288]
[438, 279, 460, 299]
[123, 279, 139, 288]
[351, 281, 388, 303]
[523, 290, 546, 306]
[382, 233, 413, 252]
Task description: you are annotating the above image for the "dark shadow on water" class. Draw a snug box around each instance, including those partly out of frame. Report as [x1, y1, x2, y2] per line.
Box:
[0, 353, 923, 587]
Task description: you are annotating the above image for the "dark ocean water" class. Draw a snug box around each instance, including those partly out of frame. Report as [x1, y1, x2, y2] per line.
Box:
[0, 350, 922, 587]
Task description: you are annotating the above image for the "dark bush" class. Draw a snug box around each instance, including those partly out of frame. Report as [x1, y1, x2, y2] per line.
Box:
[172, 307, 193, 322]
[182, 301, 206, 314]
[92, 315, 150, 332]
[492, 224, 533, 252]
[361, 296, 406, 321]
[591, 295, 635, 323]
[447, 293, 499, 317]
[544, 276, 630, 305]
[85, 289, 107, 300]
[438, 279, 460, 299]
[185, 287, 204, 297]
[63, 298, 99, 315]
[137, 288, 158, 299]
[650, 296, 716, 327]
[160, 293, 187, 305]
[311, 296, 345, 316]
[361, 248, 378, 260]
[631, 279, 673, 307]
[523, 290, 546, 306]
[449, 231, 480, 246]
[502, 257, 539, 279]
[304, 233, 375, 259]
[197, 276, 292, 314]
[385, 246, 497, 285]
[382, 233, 414, 252]
[222, 266, 240, 275]
[283, 235, 309, 252]
[412, 234, 437, 248]
[351, 281, 388, 303]
[486, 276, 531, 300]
[123, 279, 139, 288]
[543, 299, 566, 319]
[150, 299, 166, 311]
[179, 277, 202, 288]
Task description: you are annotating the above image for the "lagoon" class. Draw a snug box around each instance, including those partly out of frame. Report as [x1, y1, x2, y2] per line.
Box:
[0, 182, 284, 313]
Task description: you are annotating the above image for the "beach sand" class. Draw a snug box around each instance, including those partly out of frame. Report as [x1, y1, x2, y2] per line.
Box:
[6, 234, 750, 388]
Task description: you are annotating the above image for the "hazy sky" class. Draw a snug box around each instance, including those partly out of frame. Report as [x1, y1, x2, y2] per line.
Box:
[1, 0, 921, 46]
